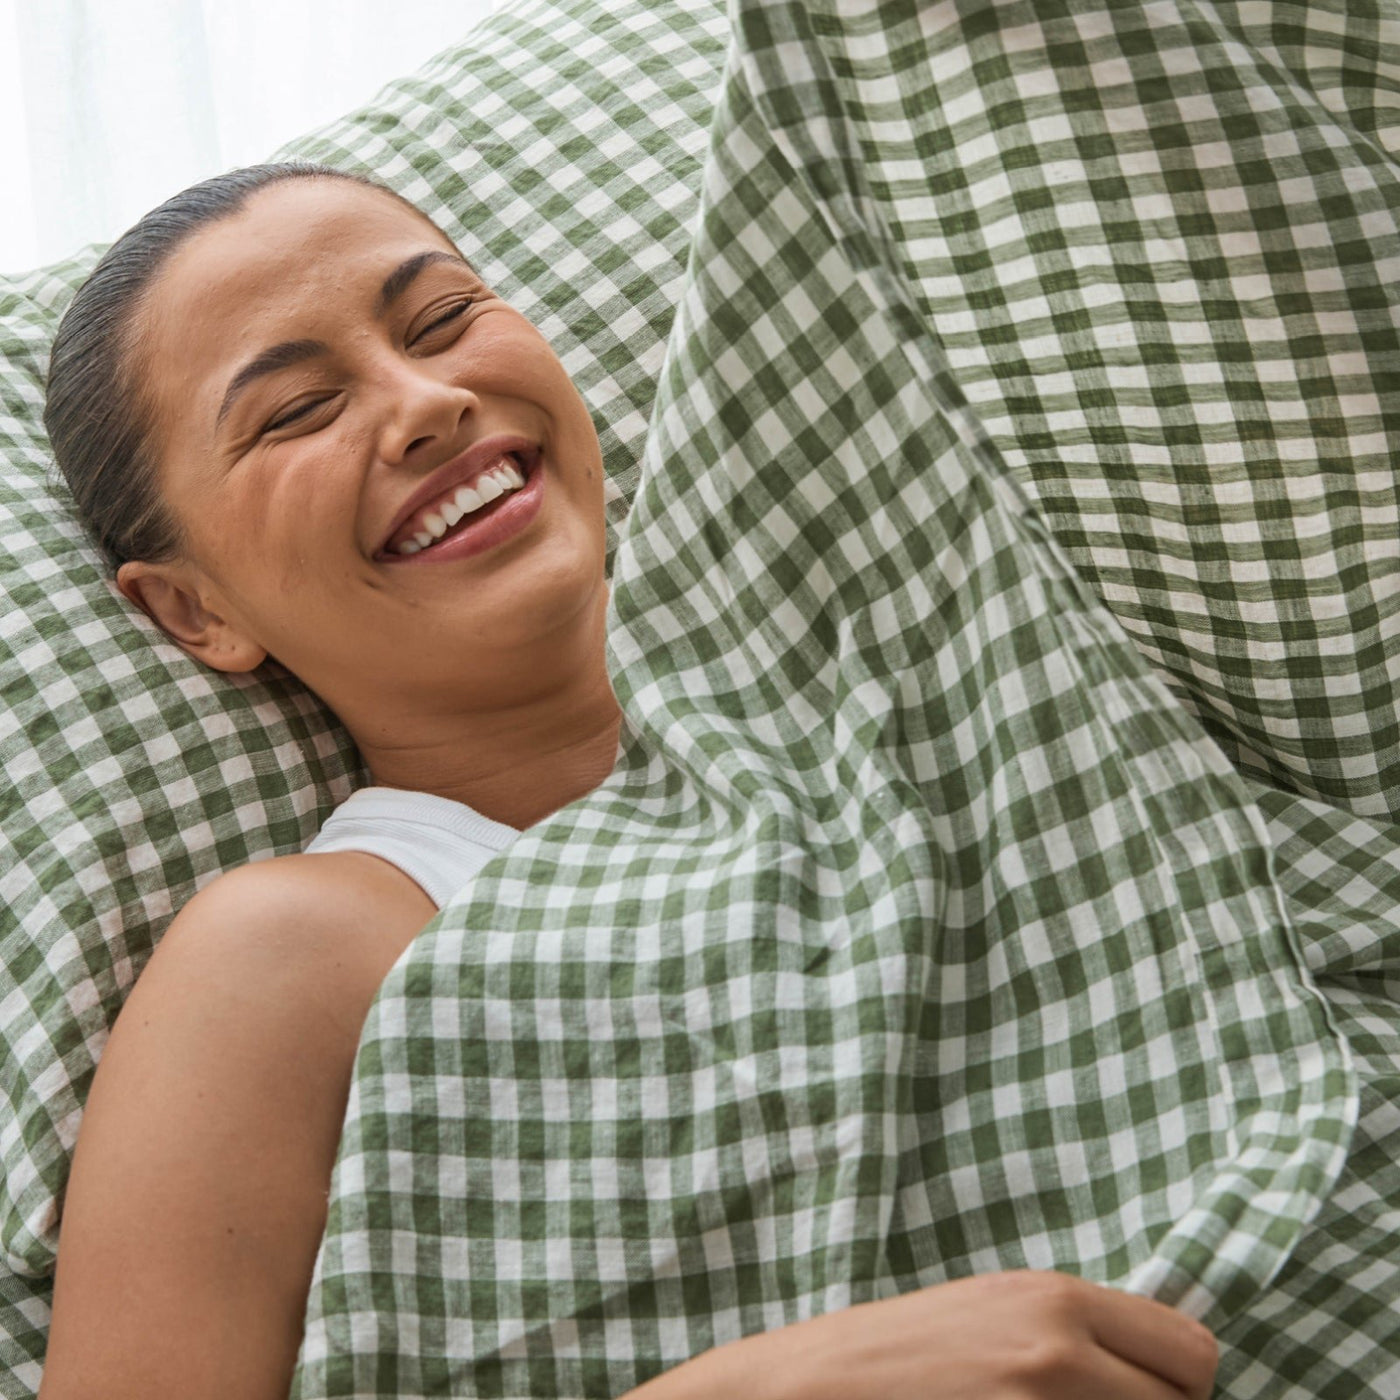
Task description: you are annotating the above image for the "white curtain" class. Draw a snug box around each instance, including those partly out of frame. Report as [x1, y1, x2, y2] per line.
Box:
[0, 0, 498, 275]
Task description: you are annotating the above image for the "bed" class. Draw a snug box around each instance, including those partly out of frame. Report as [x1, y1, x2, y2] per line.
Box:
[4, 0, 1400, 1395]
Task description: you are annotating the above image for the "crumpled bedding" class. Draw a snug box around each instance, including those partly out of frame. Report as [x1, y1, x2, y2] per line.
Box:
[292, 1, 1400, 1396]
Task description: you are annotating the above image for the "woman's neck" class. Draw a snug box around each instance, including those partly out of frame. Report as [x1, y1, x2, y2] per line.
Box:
[344, 616, 622, 831]
[373, 687, 621, 830]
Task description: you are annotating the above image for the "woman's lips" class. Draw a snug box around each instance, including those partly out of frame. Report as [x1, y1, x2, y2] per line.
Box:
[380, 448, 545, 564]
[376, 432, 540, 553]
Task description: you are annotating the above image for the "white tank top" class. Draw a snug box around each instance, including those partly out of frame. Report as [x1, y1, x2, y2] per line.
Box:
[303, 785, 518, 910]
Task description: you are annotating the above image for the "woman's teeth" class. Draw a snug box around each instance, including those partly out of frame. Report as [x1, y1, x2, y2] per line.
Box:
[395, 459, 527, 555]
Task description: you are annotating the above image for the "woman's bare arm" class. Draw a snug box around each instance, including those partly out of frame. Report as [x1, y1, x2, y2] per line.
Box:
[38, 854, 435, 1400]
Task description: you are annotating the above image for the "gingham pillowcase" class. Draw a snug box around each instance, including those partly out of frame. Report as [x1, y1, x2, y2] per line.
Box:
[0, 0, 728, 1337]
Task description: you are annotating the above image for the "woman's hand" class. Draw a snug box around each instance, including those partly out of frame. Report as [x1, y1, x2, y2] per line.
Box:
[625, 1271, 1217, 1400]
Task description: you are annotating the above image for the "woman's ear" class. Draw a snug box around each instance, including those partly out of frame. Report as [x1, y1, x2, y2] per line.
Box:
[115, 560, 268, 673]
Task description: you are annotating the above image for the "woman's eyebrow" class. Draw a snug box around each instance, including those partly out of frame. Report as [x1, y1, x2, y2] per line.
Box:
[376, 249, 472, 314]
[215, 251, 472, 429]
[217, 338, 328, 428]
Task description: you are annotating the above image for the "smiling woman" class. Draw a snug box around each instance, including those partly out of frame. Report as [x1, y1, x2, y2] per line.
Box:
[35, 162, 628, 1397]
[31, 154, 1221, 1400]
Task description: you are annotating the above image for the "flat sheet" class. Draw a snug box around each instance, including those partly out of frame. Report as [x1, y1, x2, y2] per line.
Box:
[293, 2, 1400, 1395]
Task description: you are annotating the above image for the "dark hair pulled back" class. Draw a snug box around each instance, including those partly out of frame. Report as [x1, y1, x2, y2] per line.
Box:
[44, 162, 408, 570]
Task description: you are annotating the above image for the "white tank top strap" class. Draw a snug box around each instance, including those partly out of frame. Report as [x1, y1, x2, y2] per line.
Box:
[303, 785, 518, 909]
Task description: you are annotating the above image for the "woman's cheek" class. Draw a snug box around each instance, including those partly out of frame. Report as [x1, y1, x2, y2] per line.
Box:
[233, 447, 329, 580]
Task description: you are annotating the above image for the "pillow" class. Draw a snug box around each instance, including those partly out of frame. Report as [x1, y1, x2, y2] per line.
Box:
[0, 0, 728, 1384]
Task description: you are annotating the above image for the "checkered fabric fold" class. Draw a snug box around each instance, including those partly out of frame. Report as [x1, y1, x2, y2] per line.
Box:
[897, 0, 1400, 823]
[293, 2, 1400, 1395]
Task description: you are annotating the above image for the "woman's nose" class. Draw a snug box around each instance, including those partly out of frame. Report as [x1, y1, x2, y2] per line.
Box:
[376, 362, 479, 465]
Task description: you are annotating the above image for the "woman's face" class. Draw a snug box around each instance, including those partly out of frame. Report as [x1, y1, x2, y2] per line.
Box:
[126, 177, 608, 724]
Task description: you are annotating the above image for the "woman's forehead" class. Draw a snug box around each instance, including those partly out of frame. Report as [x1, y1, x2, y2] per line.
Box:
[159, 180, 452, 311]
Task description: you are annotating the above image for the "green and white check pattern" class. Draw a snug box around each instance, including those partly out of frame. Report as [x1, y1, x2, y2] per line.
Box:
[6, 0, 1400, 1392]
[291, 2, 1400, 1396]
[886, 0, 1400, 824]
[0, 3, 727, 1391]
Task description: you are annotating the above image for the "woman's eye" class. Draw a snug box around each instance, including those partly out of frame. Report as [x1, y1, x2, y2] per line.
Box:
[262, 398, 328, 435]
[412, 299, 474, 344]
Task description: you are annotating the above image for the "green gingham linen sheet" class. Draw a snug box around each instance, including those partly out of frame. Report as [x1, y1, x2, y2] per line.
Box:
[4, 0, 1400, 1393]
[290, 2, 1400, 1397]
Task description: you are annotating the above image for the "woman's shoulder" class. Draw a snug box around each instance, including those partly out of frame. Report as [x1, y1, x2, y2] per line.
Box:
[153, 849, 437, 1003]
[50, 863, 435, 1399]
[189, 847, 435, 919]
